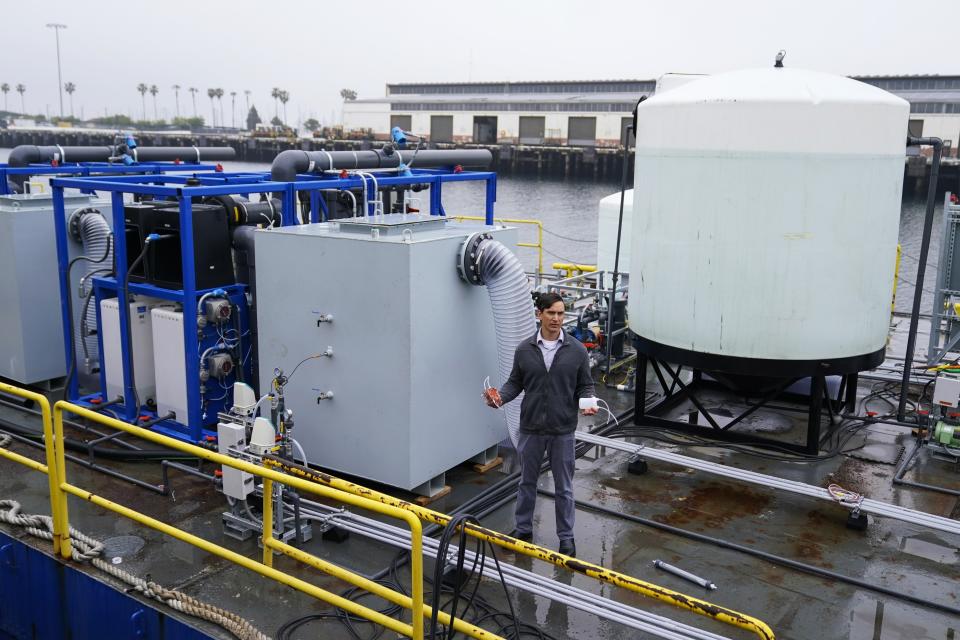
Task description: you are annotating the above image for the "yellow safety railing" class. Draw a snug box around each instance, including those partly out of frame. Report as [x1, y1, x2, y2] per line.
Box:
[0, 388, 502, 640]
[551, 262, 598, 278]
[453, 216, 544, 274]
[264, 457, 777, 640]
[892, 244, 902, 313]
[0, 385, 775, 640]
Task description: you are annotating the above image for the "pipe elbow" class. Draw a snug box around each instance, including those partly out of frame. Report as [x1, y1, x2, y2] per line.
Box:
[8, 145, 41, 168]
[271, 150, 310, 182]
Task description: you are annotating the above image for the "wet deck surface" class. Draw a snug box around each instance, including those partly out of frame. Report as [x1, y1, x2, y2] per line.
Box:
[0, 318, 958, 640]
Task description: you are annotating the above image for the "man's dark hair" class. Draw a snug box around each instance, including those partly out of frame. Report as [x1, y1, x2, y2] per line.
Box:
[534, 291, 564, 312]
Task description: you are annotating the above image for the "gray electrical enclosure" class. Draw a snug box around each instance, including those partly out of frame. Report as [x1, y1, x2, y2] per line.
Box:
[255, 215, 518, 493]
[0, 193, 108, 384]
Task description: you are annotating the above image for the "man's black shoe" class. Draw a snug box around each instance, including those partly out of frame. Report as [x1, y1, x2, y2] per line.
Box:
[512, 530, 533, 543]
[558, 540, 576, 557]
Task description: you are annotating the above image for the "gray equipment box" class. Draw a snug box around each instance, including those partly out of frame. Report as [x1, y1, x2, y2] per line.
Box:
[0, 193, 108, 384]
[255, 214, 517, 493]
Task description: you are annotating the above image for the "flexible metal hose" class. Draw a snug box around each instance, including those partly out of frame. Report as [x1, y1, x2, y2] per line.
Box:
[475, 239, 536, 445]
[76, 210, 113, 365]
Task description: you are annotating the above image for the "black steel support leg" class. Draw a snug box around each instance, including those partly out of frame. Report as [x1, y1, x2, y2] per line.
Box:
[634, 353, 648, 425]
[806, 375, 825, 454]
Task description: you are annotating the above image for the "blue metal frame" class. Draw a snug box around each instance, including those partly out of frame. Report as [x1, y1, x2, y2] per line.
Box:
[0, 161, 217, 195]
[51, 167, 497, 443]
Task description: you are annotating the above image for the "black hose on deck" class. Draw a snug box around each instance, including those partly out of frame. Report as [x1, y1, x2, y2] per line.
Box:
[270, 148, 493, 182]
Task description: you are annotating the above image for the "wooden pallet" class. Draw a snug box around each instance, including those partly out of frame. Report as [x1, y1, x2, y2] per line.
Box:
[472, 456, 503, 474]
[414, 485, 451, 506]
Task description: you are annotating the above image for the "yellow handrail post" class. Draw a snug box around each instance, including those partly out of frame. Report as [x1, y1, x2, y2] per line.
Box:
[0, 382, 67, 556]
[51, 401, 74, 559]
[261, 476, 274, 568]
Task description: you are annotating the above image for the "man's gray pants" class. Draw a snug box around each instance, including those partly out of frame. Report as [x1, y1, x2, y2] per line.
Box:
[515, 431, 575, 542]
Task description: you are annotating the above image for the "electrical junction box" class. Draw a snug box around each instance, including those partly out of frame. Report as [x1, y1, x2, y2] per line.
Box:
[0, 192, 109, 384]
[151, 307, 188, 421]
[932, 372, 960, 408]
[101, 297, 166, 406]
[255, 214, 517, 493]
[217, 421, 254, 499]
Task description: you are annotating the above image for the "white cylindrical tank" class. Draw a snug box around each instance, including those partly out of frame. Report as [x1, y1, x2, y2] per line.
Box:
[596, 189, 633, 274]
[628, 67, 909, 372]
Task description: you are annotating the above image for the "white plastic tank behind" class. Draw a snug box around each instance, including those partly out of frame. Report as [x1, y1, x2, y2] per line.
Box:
[628, 67, 909, 365]
[596, 189, 633, 274]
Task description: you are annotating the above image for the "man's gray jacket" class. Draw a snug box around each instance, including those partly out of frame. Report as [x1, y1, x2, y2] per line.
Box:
[499, 330, 596, 435]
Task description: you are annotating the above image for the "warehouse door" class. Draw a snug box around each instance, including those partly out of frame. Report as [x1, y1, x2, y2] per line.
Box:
[519, 116, 545, 145]
[430, 115, 453, 142]
[473, 116, 498, 144]
[391, 115, 412, 132]
[568, 117, 597, 146]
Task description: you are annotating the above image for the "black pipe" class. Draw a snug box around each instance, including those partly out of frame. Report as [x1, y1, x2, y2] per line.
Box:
[270, 148, 494, 182]
[8, 144, 235, 167]
[0, 419, 190, 461]
[538, 488, 960, 618]
[899, 136, 943, 421]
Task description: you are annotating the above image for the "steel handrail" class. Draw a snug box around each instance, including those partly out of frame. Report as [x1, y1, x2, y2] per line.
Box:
[36, 400, 501, 640]
[453, 215, 544, 274]
[263, 456, 776, 640]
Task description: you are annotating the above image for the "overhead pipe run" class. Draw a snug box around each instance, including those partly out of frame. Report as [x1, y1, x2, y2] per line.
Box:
[270, 148, 493, 182]
[8, 144, 236, 167]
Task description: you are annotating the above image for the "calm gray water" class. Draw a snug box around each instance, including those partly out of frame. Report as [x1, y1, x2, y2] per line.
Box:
[0, 148, 937, 313]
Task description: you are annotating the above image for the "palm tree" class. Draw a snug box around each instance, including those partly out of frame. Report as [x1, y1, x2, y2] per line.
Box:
[189, 87, 198, 117]
[271, 87, 280, 120]
[215, 87, 225, 127]
[16, 84, 25, 114]
[279, 90, 289, 125]
[64, 82, 76, 117]
[1, 83, 9, 112]
[136, 83, 148, 120]
[244, 89, 251, 117]
[207, 88, 217, 127]
[172, 84, 181, 119]
[149, 85, 159, 120]
[230, 91, 237, 128]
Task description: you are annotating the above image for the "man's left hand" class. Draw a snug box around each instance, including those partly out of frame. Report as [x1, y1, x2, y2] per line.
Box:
[581, 407, 599, 416]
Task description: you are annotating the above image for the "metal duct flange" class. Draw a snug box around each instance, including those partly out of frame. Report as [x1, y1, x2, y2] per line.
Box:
[67, 206, 102, 242]
[457, 232, 492, 285]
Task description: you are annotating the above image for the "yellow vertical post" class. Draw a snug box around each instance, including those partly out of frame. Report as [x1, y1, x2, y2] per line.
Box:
[0, 385, 66, 556]
[51, 402, 73, 559]
[261, 476, 274, 568]
[535, 220, 544, 275]
[408, 515, 424, 640]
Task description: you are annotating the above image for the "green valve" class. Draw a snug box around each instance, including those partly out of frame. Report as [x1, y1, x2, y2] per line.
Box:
[933, 421, 960, 447]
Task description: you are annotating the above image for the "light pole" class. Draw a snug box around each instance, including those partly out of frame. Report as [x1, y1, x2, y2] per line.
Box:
[46, 23, 67, 118]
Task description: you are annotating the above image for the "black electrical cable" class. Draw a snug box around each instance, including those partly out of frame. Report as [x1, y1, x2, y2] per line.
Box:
[120, 238, 157, 412]
[62, 228, 114, 400]
[537, 487, 960, 619]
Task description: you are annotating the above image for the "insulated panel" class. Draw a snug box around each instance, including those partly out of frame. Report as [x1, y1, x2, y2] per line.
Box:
[152, 307, 188, 422]
[101, 297, 163, 405]
[0, 193, 107, 384]
[255, 215, 517, 491]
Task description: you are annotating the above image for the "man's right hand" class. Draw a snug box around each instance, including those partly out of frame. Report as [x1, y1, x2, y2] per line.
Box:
[483, 387, 502, 408]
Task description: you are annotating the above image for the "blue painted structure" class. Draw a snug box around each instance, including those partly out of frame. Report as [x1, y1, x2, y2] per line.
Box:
[0, 530, 212, 639]
[0, 161, 217, 195]
[50, 167, 497, 443]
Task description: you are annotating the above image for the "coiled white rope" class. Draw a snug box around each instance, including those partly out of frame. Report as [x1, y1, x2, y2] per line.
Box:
[0, 497, 269, 640]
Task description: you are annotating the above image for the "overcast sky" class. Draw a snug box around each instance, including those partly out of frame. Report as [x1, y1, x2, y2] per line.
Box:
[1, 0, 956, 125]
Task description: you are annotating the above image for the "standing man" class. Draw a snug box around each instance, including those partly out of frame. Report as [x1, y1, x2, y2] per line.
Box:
[483, 292, 597, 557]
